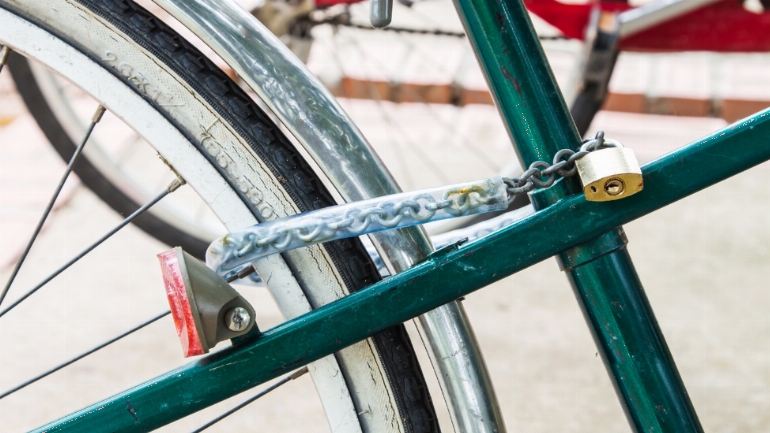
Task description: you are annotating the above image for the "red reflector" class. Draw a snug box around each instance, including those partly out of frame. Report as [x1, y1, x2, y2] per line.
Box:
[158, 248, 204, 357]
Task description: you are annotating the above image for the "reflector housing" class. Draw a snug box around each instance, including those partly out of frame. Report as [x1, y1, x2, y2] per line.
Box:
[158, 248, 205, 357]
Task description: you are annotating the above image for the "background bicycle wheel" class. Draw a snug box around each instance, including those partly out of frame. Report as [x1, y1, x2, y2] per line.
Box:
[11, 0, 770, 243]
[1, 0, 769, 432]
[12, 0, 586, 247]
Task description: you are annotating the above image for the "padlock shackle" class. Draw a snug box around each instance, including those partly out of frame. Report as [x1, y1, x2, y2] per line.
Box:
[580, 137, 623, 152]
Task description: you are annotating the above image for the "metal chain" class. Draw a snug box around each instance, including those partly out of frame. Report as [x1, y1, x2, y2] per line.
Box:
[239, 187, 501, 253]
[341, 22, 468, 37]
[502, 131, 608, 198]
[212, 132, 616, 276]
[209, 178, 508, 276]
[304, 15, 568, 40]
[338, 23, 569, 40]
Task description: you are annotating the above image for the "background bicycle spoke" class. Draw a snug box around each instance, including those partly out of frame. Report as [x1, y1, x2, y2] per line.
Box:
[0, 105, 105, 307]
[191, 367, 309, 433]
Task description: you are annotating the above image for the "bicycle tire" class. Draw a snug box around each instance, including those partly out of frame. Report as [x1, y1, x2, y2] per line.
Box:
[0, 0, 438, 431]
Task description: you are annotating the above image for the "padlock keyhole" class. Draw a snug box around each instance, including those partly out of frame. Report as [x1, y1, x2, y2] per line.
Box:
[604, 178, 625, 196]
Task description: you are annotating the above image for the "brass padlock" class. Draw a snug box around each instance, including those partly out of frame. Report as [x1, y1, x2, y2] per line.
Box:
[575, 140, 643, 202]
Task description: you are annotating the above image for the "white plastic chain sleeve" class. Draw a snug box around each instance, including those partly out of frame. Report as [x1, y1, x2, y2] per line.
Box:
[207, 177, 509, 276]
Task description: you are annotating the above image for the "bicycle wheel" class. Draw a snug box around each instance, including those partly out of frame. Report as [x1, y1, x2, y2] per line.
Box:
[0, 0, 437, 431]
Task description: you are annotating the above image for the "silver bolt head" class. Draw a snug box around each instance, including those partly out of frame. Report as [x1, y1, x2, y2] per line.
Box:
[226, 307, 251, 332]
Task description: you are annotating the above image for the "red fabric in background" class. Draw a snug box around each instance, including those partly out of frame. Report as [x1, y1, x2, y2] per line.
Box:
[315, 0, 363, 7]
[525, 0, 770, 52]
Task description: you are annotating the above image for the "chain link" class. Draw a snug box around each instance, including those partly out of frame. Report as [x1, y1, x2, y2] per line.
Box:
[501, 131, 610, 199]
[245, 188, 500, 251]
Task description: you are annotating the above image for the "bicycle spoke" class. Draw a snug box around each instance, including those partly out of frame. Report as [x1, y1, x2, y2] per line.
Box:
[348, 32, 502, 172]
[327, 35, 411, 188]
[191, 367, 309, 433]
[0, 265, 251, 398]
[339, 34, 451, 187]
[0, 45, 9, 74]
[0, 310, 170, 400]
[0, 105, 106, 307]
[115, 131, 144, 168]
[0, 178, 184, 318]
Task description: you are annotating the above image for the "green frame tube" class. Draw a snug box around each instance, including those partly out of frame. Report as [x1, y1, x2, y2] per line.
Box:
[34, 108, 770, 432]
[454, 0, 703, 430]
[562, 238, 703, 432]
[451, 0, 580, 166]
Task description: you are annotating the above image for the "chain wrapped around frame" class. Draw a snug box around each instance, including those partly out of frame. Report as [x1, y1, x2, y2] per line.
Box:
[207, 132, 614, 278]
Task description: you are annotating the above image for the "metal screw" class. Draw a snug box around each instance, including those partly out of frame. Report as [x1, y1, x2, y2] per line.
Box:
[604, 178, 625, 196]
[225, 307, 251, 332]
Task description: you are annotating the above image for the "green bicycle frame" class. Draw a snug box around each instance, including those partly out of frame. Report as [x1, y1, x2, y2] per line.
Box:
[36, 0, 770, 431]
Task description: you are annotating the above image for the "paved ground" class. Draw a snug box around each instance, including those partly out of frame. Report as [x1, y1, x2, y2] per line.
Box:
[0, 5, 769, 432]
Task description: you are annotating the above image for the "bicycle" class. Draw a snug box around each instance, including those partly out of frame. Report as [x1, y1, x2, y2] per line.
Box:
[0, 0, 768, 432]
